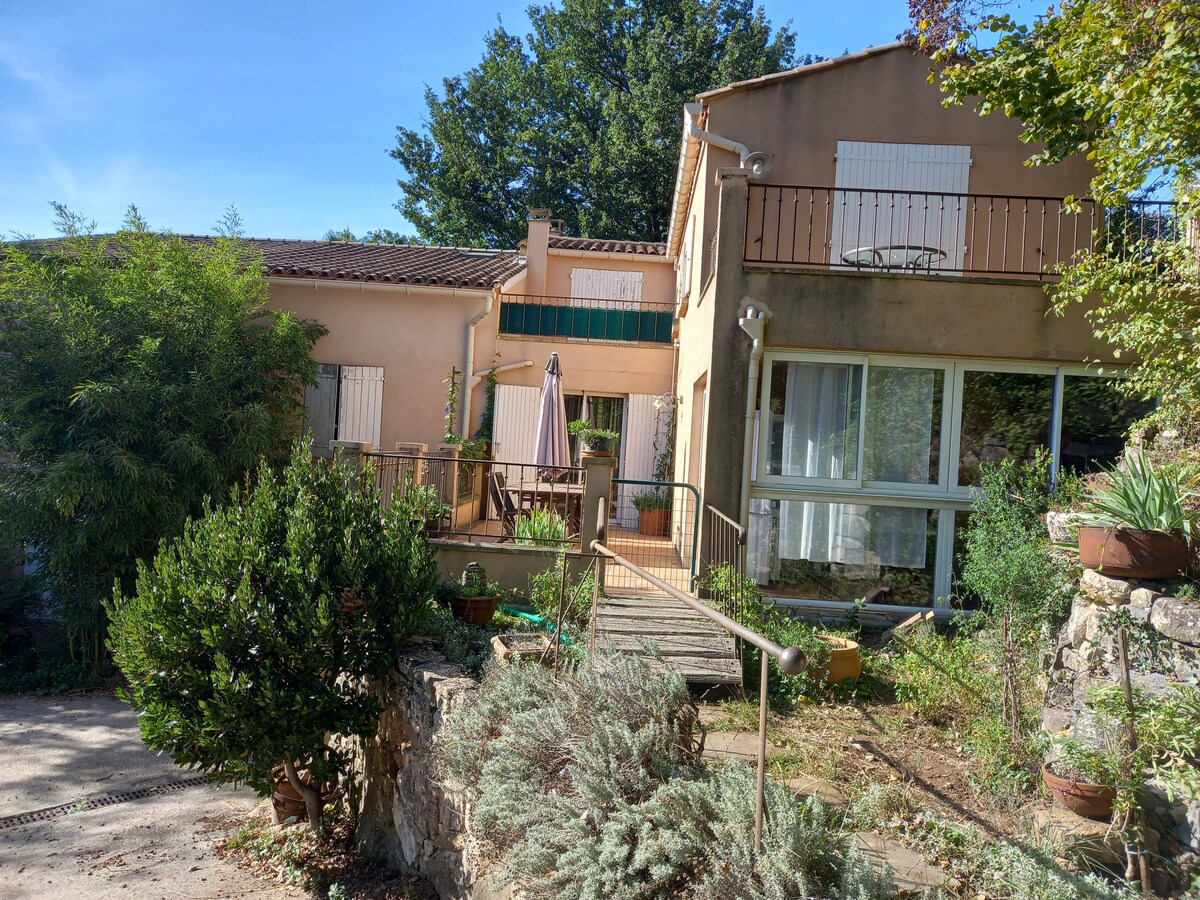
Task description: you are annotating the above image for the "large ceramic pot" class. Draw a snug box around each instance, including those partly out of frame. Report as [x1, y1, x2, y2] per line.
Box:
[1076, 525, 1190, 579]
[818, 636, 861, 683]
[449, 593, 500, 625]
[637, 507, 670, 536]
[1041, 763, 1116, 820]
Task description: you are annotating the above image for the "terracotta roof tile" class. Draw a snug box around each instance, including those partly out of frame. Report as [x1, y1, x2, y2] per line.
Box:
[548, 235, 667, 257]
[196, 237, 526, 288]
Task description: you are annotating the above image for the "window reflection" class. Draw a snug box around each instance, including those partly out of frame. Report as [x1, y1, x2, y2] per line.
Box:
[747, 498, 938, 607]
[958, 371, 1053, 487]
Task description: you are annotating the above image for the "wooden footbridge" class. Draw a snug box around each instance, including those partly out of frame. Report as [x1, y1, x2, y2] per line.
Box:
[593, 592, 742, 686]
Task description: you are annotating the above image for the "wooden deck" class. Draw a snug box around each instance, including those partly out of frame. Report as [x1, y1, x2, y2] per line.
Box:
[593, 593, 742, 687]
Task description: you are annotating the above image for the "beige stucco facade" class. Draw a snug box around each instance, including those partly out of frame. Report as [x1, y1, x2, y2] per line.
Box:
[669, 45, 1120, 609]
[265, 224, 675, 457]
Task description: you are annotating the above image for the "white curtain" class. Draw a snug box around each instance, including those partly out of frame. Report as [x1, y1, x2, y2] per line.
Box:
[777, 363, 865, 563]
[775, 362, 928, 570]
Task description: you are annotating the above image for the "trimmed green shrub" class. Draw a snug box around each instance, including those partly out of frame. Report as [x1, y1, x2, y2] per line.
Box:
[107, 444, 438, 835]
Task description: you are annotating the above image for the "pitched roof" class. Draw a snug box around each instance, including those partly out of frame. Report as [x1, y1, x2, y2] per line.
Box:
[696, 43, 909, 101]
[204, 237, 525, 288]
[9, 234, 526, 289]
[548, 235, 668, 257]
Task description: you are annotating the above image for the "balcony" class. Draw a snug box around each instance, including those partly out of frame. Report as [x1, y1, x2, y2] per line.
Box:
[746, 185, 1179, 280]
[499, 293, 674, 344]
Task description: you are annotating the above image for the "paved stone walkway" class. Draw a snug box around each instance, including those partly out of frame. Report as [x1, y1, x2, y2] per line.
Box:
[0, 695, 294, 899]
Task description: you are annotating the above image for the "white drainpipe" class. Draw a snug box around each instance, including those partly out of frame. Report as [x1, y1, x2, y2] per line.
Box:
[460, 286, 497, 439]
[738, 307, 767, 530]
[684, 103, 772, 178]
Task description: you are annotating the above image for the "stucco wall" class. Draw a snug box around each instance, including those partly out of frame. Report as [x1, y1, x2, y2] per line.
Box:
[267, 279, 484, 450]
[702, 45, 1093, 203]
[543, 250, 674, 302]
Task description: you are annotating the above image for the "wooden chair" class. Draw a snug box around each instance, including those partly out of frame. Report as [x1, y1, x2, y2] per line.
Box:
[487, 472, 520, 542]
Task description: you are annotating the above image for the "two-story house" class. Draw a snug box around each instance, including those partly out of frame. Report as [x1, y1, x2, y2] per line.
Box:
[667, 44, 1150, 614]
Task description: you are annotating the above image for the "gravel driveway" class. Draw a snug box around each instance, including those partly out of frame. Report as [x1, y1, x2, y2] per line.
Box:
[0, 694, 296, 899]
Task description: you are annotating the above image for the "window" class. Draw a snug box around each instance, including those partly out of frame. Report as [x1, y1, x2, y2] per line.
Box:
[304, 364, 384, 453]
[752, 351, 1135, 607]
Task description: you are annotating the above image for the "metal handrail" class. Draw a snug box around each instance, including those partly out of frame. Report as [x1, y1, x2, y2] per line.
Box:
[588, 496, 805, 851]
[705, 503, 745, 544]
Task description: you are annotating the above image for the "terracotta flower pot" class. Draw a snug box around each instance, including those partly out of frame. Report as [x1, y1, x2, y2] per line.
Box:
[271, 769, 335, 824]
[449, 594, 500, 625]
[818, 635, 861, 683]
[1076, 525, 1190, 579]
[637, 507, 670, 536]
[1041, 763, 1116, 820]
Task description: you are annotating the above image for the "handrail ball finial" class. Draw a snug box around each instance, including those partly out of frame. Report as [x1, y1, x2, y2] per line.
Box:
[778, 646, 807, 676]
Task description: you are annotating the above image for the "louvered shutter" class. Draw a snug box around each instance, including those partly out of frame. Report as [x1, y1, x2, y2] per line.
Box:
[830, 141, 971, 273]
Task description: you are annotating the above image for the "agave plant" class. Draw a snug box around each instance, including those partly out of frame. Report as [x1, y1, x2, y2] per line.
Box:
[1079, 449, 1199, 537]
[513, 507, 570, 546]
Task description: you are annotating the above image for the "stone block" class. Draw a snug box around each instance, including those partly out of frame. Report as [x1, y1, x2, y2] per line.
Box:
[1129, 587, 1163, 612]
[1080, 569, 1134, 605]
[1042, 707, 1073, 733]
[1031, 805, 1123, 867]
[1065, 598, 1108, 648]
[1150, 597, 1200, 646]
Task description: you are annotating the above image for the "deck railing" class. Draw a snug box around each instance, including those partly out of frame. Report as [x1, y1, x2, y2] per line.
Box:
[499, 293, 674, 343]
[365, 450, 585, 548]
[745, 185, 1179, 279]
[703, 504, 751, 625]
[589, 496, 806, 852]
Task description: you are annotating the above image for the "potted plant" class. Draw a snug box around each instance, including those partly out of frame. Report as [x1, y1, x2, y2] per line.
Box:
[438, 562, 504, 625]
[1041, 735, 1122, 820]
[1075, 449, 1197, 578]
[569, 419, 619, 457]
[1043, 683, 1200, 823]
[632, 489, 670, 536]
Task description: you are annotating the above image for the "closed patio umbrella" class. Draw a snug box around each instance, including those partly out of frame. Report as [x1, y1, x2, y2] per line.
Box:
[535, 352, 570, 478]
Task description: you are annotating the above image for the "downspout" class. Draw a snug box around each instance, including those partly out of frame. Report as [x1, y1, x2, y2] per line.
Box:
[684, 103, 771, 178]
[738, 307, 767, 530]
[461, 285, 498, 439]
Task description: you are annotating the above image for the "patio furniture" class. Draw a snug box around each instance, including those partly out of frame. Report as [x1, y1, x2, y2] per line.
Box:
[486, 472, 522, 542]
[840, 244, 947, 270]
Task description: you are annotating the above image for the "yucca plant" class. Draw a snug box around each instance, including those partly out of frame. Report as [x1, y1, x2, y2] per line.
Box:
[1080, 449, 1199, 537]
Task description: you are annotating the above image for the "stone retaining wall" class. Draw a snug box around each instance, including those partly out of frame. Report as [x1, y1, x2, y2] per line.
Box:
[333, 644, 508, 900]
[1045, 568, 1200, 861]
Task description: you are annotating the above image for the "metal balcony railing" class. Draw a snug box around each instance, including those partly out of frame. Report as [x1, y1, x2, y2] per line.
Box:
[365, 451, 585, 548]
[745, 184, 1180, 280]
[499, 293, 674, 343]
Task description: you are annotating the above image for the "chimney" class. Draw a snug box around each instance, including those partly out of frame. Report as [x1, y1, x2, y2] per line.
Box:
[525, 208, 552, 296]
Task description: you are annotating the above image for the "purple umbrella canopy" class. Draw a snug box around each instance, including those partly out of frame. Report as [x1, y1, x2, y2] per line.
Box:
[534, 352, 570, 478]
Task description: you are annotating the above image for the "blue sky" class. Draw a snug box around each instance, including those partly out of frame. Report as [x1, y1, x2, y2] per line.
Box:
[1, 1, 917, 240]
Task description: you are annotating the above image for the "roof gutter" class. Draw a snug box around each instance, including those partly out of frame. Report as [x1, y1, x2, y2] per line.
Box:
[666, 103, 772, 262]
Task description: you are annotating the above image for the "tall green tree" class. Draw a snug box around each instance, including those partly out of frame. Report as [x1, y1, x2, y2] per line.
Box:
[392, 0, 800, 246]
[0, 205, 326, 664]
[915, 1, 1200, 419]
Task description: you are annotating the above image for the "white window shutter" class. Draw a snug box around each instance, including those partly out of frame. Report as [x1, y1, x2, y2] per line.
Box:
[615, 393, 664, 529]
[492, 384, 542, 485]
[570, 268, 644, 310]
[336, 366, 384, 449]
[831, 141, 971, 273]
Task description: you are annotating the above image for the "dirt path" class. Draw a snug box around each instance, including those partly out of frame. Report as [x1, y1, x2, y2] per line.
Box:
[0, 695, 297, 899]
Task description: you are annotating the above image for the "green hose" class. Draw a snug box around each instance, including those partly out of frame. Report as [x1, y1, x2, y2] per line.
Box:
[499, 605, 575, 646]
